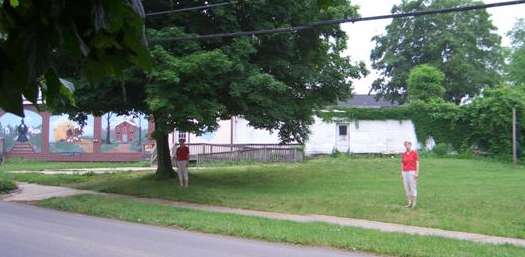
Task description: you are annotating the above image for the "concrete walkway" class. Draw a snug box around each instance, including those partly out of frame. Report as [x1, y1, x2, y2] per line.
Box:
[8, 167, 155, 175]
[4, 183, 525, 248]
[7, 165, 230, 175]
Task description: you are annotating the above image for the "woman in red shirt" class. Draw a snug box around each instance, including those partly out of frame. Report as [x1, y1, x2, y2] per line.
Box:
[401, 141, 419, 208]
[176, 139, 190, 187]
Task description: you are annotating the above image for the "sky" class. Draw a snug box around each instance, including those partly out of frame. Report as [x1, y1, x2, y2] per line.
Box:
[342, 0, 525, 94]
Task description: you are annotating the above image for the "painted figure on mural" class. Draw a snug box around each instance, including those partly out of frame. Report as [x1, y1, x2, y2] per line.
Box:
[16, 119, 29, 142]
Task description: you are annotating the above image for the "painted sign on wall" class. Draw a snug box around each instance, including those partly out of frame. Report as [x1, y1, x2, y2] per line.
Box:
[101, 113, 149, 153]
[0, 110, 42, 153]
[49, 115, 94, 153]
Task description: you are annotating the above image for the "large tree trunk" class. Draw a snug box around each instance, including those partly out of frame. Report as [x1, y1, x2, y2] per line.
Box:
[153, 121, 175, 179]
[105, 114, 111, 144]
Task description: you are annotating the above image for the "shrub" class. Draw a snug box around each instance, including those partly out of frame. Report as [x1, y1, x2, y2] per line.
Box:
[330, 149, 342, 158]
[432, 143, 451, 156]
[0, 177, 16, 193]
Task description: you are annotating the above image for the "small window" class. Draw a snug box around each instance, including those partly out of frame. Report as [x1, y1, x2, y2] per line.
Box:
[178, 132, 187, 141]
[339, 125, 348, 136]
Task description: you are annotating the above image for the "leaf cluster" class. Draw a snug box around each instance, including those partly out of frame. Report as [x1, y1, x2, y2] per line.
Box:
[0, 0, 151, 115]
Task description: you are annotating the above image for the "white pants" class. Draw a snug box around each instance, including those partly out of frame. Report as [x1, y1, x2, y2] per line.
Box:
[177, 161, 189, 183]
[402, 171, 417, 198]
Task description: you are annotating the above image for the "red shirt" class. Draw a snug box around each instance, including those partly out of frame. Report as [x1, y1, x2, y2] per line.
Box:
[176, 145, 190, 161]
[402, 150, 419, 171]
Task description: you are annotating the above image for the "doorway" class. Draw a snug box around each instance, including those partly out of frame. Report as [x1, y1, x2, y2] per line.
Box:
[335, 123, 350, 153]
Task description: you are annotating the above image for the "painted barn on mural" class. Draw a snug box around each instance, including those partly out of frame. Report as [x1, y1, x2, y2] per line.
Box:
[0, 101, 154, 162]
[169, 95, 418, 156]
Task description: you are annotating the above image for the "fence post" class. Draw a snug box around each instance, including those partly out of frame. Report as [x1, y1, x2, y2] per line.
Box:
[513, 107, 518, 165]
[0, 137, 4, 165]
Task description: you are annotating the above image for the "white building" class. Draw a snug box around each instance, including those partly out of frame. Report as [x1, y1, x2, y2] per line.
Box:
[169, 95, 418, 155]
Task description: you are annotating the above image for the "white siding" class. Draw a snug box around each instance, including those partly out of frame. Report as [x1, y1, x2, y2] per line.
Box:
[233, 118, 280, 144]
[169, 117, 418, 156]
[304, 117, 336, 155]
[188, 120, 232, 144]
[347, 120, 417, 154]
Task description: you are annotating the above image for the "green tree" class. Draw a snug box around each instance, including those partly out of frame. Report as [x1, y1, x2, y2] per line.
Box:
[0, 0, 151, 116]
[370, 0, 504, 104]
[507, 19, 525, 86]
[407, 64, 445, 101]
[62, 0, 367, 178]
[463, 85, 525, 155]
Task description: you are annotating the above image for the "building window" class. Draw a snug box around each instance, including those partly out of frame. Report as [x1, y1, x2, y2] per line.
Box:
[338, 125, 348, 136]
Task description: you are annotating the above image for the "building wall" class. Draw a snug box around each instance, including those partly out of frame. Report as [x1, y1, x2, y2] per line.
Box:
[304, 117, 337, 155]
[347, 120, 417, 154]
[189, 120, 232, 144]
[233, 118, 280, 144]
[170, 117, 418, 156]
[0, 105, 154, 162]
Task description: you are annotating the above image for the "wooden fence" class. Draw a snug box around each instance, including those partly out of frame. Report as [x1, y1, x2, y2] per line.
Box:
[174, 144, 304, 164]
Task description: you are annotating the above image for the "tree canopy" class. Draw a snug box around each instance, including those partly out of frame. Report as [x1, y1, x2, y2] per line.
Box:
[370, 0, 504, 104]
[506, 18, 525, 86]
[61, 0, 367, 177]
[0, 0, 151, 116]
[407, 64, 445, 102]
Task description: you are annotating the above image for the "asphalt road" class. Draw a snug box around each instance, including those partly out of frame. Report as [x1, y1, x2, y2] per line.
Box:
[0, 202, 375, 257]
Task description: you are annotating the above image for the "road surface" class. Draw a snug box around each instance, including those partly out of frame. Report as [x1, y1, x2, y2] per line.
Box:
[0, 202, 375, 257]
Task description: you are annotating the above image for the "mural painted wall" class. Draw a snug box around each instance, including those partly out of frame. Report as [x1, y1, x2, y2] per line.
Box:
[0, 110, 42, 153]
[49, 115, 94, 153]
[101, 113, 149, 153]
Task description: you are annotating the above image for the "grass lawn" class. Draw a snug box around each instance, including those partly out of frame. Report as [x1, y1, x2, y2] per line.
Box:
[39, 194, 525, 257]
[11, 156, 525, 238]
[0, 158, 148, 172]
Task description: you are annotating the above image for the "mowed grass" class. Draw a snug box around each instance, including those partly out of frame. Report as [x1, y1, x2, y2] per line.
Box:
[12, 156, 525, 238]
[0, 158, 148, 172]
[39, 194, 525, 257]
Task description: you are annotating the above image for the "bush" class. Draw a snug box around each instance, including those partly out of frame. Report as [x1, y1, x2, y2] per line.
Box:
[0, 177, 16, 193]
[330, 149, 346, 158]
[432, 143, 451, 156]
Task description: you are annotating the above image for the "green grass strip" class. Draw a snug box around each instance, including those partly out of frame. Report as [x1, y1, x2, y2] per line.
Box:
[39, 194, 525, 257]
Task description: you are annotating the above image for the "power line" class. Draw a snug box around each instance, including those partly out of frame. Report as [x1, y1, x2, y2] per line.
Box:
[146, 1, 237, 17]
[152, 0, 525, 42]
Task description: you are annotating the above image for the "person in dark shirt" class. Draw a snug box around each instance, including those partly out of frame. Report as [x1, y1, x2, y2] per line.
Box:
[176, 139, 190, 187]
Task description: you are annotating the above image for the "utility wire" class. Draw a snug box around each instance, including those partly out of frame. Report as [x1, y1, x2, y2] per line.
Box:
[151, 0, 525, 42]
[146, 1, 237, 17]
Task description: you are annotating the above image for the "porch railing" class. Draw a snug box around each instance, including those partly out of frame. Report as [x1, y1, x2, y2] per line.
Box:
[175, 143, 304, 164]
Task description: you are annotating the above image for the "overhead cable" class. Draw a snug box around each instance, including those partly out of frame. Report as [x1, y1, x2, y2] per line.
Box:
[151, 0, 525, 42]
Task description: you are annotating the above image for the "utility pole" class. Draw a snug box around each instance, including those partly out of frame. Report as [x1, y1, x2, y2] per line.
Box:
[513, 107, 517, 165]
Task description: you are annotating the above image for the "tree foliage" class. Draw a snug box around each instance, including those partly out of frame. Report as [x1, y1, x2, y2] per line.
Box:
[407, 64, 445, 101]
[61, 0, 367, 177]
[370, 0, 504, 104]
[506, 18, 525, 86]
[0, 0, 151, 116]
